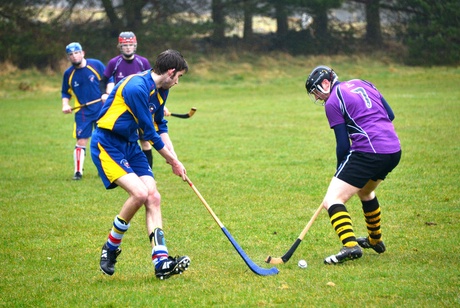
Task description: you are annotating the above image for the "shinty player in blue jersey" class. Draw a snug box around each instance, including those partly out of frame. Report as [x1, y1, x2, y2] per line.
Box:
[91, 49, 190, 279]
[99, 31, 173, 171]
[61, 42, 106, 180]
[305, 65, 401, 265]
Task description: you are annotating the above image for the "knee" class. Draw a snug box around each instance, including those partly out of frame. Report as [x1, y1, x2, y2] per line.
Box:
[132, 187, 149, 204]
[357, 191, 375, 202]
[146, 188, 161, 206]
[152, 190, 161, 205]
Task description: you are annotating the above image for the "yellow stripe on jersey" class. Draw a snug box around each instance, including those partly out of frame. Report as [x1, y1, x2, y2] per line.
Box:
[86, 65, 102, 81]
[150, 90, 164, 132]
[67, 69, 82, 109]
[97, 142, 127, 183]
[97, 75, 137, 130]
[68, 69, 75, 87]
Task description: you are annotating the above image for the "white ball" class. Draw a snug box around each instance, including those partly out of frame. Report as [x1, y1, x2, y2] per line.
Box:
[298, 259, 307, 268]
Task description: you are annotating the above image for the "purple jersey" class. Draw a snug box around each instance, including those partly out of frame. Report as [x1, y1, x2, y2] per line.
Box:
[104, 55, 151, 85]
[325, 79, 401, 154]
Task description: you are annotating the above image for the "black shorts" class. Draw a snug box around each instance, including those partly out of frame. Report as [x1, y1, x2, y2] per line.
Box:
[335, 150, 401, 188]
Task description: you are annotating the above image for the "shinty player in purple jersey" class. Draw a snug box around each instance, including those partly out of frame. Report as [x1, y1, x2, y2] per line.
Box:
[305, 65, 401, 265]
[99, 32, 157, 168]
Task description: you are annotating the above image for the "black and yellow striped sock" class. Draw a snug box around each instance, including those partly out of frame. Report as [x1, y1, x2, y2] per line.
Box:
[328, 204, 357, 247]
[361, 197, 382, 245]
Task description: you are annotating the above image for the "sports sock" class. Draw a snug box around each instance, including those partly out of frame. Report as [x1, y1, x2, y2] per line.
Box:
[106, 215, 130, 251]
[150, 228, 168, 268]
[361, 197, 382, 245]
[74, 145, 86, 174]
[143, 149, 153, 168]
[328, 203, 358, 247]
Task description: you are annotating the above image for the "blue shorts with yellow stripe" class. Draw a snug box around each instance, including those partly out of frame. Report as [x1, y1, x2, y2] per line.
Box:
[74, 110, 99, 139]
[90, 127, 153, 189]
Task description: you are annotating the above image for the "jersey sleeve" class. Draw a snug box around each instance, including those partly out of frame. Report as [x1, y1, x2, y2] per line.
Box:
[122, 81, 165, 151]
[153, 89, 169, 134]
[103, 58, 116, 79]
[142, 56, 152, 70]
[61, 69, 72, 99]
[333, 123, 350, 168]
[381, 96, 395, 121]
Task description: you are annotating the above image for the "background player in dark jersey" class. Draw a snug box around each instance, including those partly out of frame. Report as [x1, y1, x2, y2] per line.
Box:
[305, 65, 401, 265]
[99, 32, 156, 168]
[91, 49, 190, 279]
[61, 42, 105, 180]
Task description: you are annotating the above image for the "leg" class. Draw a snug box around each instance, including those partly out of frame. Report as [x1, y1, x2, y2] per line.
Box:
[140, 176, 163, 236]
[73, 138, 88, 180]
[140, 176, 168, 265]
[140, 139, 153, 168]
[357, 180, 386, 253]
[139, 176, 190, 279]
[323, 177, 363, 264]
[116, 173, 150, 222]
[100, 173, 149, 276]
[73, 112, 96, 180]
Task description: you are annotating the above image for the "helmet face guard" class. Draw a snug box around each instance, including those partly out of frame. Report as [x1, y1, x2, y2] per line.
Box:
[305, 66, 338, 105]
[118, 32, 137, 57]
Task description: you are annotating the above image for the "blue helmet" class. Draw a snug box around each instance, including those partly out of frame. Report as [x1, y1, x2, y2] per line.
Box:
[65, 42, 83, 54]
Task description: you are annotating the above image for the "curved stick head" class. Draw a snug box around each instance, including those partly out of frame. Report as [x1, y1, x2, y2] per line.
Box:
[265, 256, 285, 265]
[188, 107, 197, 118]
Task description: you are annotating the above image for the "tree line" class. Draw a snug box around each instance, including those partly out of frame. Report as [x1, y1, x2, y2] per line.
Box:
[0, 0, 458, 69]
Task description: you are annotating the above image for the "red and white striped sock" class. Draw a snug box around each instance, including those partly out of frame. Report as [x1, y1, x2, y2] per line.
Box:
[74, 146, 86, 174]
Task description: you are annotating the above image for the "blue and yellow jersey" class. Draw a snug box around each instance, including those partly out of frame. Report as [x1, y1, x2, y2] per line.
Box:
[61, 59, 105, 114]
[96, 70, 169, 151]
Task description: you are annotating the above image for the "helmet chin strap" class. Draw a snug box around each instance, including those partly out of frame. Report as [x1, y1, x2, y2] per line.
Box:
[122, 53, 135, 60]
[317, 84, 330, 95]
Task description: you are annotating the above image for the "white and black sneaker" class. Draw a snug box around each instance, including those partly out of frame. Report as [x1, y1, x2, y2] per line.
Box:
[324, 245, 363, 265]
[100, 243, 121, 276]
[155, 256, 191, 280]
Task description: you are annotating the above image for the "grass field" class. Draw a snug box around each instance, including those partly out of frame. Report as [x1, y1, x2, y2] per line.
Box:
[0, 54, 459, 307]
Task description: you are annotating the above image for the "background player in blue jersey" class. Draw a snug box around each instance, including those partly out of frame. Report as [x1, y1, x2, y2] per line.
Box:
[305, 65, 401, 265]
[61, 42, 105, 180]
[91, 49, 190, 279]
[99, 31, 171, 170]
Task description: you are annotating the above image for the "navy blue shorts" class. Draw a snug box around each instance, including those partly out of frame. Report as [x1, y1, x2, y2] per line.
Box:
[335, 150, 401, 188]
[74, 111, 98, 139]
[90, 128, 153, 189]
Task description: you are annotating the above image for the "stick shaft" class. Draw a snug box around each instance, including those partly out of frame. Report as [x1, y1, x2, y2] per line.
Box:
[281, 203, 323, 262]
[185, 176, 224, 228]
[185, 175, 279, 276]
[70, 98, 102, 111]
[298, 203, 323, 240]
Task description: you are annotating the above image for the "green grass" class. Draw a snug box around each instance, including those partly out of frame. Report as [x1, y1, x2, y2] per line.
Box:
[0, 55, 459, 307]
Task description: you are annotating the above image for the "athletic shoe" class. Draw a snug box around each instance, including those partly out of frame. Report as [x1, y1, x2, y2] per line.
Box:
[357, 237, 386, 254]
[100, 243, 122, 276]
[324, 245, 363, 265]
[155, 255, 191, 280]
[72, 172, 82, 180]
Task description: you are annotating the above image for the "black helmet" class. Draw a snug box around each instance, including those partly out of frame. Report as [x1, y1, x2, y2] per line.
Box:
[305, 65, 338, 104]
